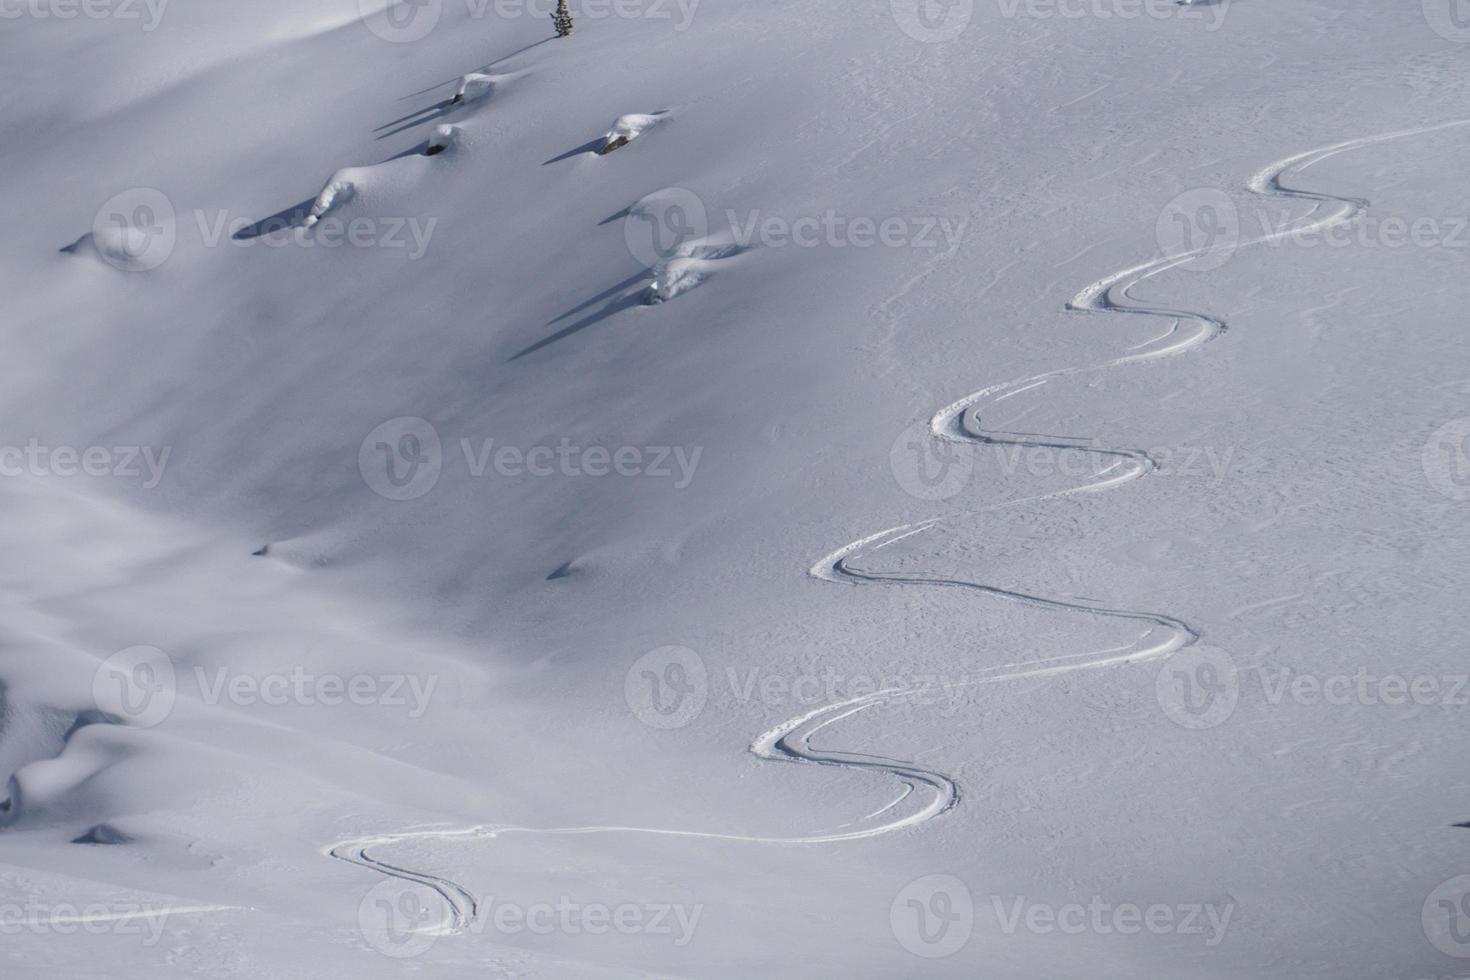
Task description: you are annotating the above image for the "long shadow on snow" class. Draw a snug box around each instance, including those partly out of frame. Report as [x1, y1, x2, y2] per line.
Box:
[508, 273, 653, 362]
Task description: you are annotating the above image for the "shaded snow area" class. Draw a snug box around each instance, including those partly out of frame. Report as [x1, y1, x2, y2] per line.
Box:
[6, 1, 1470, 977]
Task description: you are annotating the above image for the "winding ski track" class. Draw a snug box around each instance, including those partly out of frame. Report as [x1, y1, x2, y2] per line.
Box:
[330, 119, 1470, 939]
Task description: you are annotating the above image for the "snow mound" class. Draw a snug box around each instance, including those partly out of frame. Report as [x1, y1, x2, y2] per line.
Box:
[452, 72, 505, 105]
[302, 176, 357, 228]
[1, 724, 126, 828]
[72, 823, 131, 845]
[599, 112, 665, 155]
[426, 124, 460, 157]
[647, 242, 747, 303]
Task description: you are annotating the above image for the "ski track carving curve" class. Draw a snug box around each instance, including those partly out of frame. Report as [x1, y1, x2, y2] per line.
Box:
[329, 119, 1470, 937]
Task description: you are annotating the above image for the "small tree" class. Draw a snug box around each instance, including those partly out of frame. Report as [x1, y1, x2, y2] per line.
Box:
[552, 0, 574, 37]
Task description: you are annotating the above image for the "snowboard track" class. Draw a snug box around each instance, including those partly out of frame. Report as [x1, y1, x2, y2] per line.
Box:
[329, 119, 1470, 939]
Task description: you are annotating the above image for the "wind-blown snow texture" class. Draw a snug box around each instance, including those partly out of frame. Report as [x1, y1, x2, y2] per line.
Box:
[5, 1, 1470, 977]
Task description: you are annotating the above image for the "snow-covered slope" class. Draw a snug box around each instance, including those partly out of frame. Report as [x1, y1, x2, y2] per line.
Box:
[5, 1, 1470, 977]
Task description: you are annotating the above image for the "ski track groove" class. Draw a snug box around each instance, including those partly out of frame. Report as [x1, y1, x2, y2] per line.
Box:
[328, 119, 1470, 938]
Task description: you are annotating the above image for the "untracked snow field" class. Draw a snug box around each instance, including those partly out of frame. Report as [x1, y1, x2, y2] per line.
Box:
[4, 0, 1470, 977]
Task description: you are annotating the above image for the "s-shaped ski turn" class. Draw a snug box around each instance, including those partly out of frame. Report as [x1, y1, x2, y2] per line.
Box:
[332, 118, 1470, 938]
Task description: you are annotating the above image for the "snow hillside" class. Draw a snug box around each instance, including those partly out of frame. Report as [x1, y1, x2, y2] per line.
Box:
[4, 0, 1470, 977]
